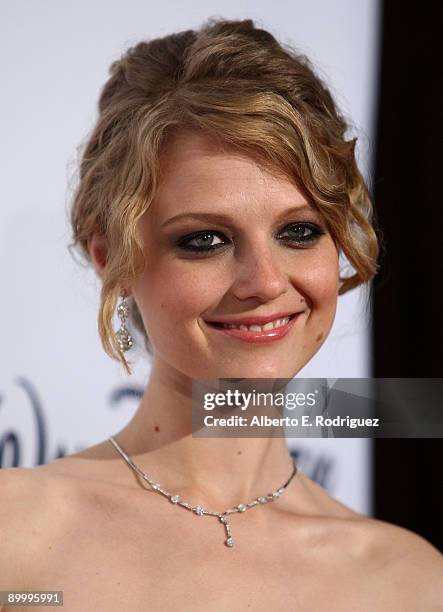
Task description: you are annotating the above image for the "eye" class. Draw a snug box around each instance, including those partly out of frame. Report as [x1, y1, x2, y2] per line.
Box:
[278, 222, 326, 245]
[177, 231, 227, 253]
[175, 222, 326, 257]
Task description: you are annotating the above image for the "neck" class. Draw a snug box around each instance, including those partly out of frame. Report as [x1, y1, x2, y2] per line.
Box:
[113, 357, 295, 509]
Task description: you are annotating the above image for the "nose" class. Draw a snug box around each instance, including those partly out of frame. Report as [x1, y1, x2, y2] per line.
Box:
[231, 240, 289, 303]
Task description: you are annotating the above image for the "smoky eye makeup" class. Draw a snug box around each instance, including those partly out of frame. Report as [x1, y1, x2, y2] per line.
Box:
[171, 220, 328, 257]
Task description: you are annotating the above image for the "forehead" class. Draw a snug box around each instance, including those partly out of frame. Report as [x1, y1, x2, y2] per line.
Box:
[150, 131, 309, 217]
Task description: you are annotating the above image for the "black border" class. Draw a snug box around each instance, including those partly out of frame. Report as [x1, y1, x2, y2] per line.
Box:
[372, 0, 443, 551]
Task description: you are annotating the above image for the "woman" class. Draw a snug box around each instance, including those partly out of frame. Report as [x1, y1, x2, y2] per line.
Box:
[1, 17, 442, 611]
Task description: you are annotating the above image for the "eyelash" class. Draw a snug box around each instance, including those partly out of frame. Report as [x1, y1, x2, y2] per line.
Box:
[175, 222, 327, 256]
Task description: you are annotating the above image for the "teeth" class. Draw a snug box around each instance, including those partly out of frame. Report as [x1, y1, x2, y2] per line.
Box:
[222, 317, 291, 331]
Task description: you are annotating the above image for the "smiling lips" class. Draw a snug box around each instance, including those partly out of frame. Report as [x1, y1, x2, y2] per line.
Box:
[204, 312, 302, 344]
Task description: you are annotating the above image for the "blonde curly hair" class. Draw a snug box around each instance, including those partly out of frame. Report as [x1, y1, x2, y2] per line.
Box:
[69, 17, 380, 374]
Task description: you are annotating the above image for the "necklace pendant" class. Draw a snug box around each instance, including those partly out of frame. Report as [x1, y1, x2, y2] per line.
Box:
[220, 514, 234, 548]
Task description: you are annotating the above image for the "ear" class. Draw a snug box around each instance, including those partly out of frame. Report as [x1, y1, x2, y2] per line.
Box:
[88, 233, 108, 280]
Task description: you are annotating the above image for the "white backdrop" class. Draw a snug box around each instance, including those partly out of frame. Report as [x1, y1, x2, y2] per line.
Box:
[0, 0, 380, 515]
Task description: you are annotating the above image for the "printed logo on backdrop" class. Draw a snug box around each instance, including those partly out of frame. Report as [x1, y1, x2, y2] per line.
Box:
[0, 377, 336, 490]
[0, 378, 141, 468]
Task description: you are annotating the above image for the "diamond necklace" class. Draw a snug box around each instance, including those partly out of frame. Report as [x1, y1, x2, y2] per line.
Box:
[108, 435, 297, 548]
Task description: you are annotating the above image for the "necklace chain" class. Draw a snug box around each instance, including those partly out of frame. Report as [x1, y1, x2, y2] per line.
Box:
[108, 435, 297, 548]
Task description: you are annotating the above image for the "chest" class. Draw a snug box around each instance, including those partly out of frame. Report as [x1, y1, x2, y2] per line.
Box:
[23, 506, 397, 612]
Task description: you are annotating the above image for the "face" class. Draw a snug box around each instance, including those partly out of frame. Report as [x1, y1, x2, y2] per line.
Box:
[132, 131, 340, 379]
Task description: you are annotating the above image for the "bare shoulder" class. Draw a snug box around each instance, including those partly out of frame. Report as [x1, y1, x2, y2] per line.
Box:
[0, 462, 86, 516]
[362, 514, 442, 568]
[296, 472, 442, 607]
[357, 514, 443, 608]
[0, 465, 88, 591]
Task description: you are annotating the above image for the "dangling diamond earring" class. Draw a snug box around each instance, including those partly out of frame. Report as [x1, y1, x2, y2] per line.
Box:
[116, 289, 134, 352]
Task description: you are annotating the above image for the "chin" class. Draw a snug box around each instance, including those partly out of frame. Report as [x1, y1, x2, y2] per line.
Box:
[208, 360, 302, 380]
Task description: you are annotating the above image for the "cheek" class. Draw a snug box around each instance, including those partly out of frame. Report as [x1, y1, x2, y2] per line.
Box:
[292, 249, 339, 357]
[307, 265, 339, 307]
[133, 264, 215, 339]
[301, 247, 339, 306]
[294, 249, 339, 334]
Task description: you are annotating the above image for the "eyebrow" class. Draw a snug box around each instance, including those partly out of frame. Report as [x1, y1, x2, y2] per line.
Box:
[161, 205, 317, 228]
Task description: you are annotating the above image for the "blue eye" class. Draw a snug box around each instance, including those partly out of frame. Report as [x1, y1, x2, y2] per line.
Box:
[176, 222, 326, 256]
